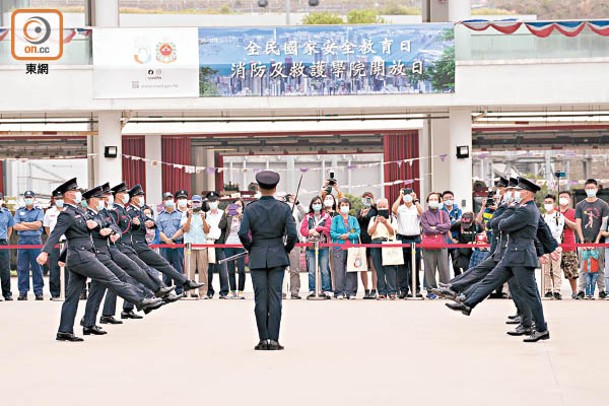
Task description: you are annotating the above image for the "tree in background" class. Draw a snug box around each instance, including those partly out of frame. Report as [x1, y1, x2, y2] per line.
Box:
[423, 29, 455, 92]
[346, 9, 385, 24]
[302, 12, 345, 24]
[199, 66, 219, 96]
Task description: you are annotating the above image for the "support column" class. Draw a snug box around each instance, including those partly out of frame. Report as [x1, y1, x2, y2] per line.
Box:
[448, 0, 471, 22]
[145, 135, 162, 206]
[88, 0, 119, 27]
[429, 117, 451, 194]
[93, 112, 122, 187]
[449, 108, 473, 211]
[206, 148, 216, 192]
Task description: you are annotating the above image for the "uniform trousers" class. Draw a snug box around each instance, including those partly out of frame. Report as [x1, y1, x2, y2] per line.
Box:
[250, 267, 285, 341]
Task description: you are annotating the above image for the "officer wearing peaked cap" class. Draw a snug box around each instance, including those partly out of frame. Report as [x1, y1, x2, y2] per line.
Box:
[126, 184, 204, 294]
[36, 178, 165, 342]
[238, 170, 298, 351]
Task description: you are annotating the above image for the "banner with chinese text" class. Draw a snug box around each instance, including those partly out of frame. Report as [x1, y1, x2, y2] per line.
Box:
[198, 24, 454, 97]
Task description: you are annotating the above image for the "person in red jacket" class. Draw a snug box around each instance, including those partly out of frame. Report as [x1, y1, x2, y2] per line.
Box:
[300, 196, 332, 298]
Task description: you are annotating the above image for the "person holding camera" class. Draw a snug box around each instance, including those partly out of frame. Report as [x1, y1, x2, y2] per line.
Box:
[368, 198, 398, 299]
[392, 188, 423, 298]
[181, 195, 210, 299]
[320, 171, 345, 203]
[219, 199, 247, 299]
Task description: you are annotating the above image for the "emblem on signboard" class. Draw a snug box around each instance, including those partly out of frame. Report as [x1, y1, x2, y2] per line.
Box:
[134, 47, 151, 64]
[156, 42, 176, 64]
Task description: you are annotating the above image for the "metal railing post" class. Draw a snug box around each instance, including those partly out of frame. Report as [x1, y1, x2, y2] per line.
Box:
[308, 242, 326, 301]
[184, 242, 192, 297]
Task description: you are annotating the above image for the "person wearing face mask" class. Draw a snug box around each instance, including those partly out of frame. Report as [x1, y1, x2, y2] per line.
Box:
[392, 188, 423, 298]
[357, 192, 378, 299]
[330, 198, 361, 299]
[300, 196, 332, 298]
[0, 191, 15, 301]
[420, 192, 452, 298]
[157, 191, 186, 294]
[43, 190, 67, 300]
[205, 191, 230, 299]
[446, 177, 559, 343]
[541, 194, 565, 300]
[175, 189, 190, 213]
[181, 195, 210, 299]
[323, 193, 338, 217]
[127, 185, 204, 298]
[368, 198, 398, 299]
[575, 178, 609, 300]
[219, 198, 248, 299]
[558, 191, 581, 297]
[442, 190, 463, 278]
[12, 190, 45, 300]
[281, 193, 307, 300]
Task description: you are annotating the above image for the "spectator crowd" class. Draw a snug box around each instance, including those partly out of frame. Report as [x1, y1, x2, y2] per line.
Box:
[1, 176, 608, 303]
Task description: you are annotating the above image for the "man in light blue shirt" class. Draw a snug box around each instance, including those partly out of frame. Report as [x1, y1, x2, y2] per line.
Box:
[181, 195, 210, 298]
[12, 190, 45, 300]
[157, 191, 185, 294]
[0, 192, 15, 301]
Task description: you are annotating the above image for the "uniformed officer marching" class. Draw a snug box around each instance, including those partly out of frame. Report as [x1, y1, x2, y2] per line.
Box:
[445, 177, 557, 342]
[36, 178, 164, 342]
[238, 170, 298, 351]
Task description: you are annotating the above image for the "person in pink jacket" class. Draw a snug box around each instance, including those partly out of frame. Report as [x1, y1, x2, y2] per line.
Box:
[300, 196, 332, 298]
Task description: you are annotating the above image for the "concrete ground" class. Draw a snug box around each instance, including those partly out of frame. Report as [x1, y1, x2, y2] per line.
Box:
[0, 289, 607, 406]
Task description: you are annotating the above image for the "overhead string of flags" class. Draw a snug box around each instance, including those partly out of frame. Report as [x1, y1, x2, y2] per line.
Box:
[459, 19, 609, 37]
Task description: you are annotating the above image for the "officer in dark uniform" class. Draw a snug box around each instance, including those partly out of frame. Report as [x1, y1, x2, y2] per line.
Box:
[238, 171, 297, 351]
[109, 182, 177, 319]
[36, 178, 164, 342]
[126, 184, 204, 293]
[445, 177, 557, 342]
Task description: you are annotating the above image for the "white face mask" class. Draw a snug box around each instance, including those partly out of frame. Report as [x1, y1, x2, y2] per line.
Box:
[209, 202, 218, 210]
[403, 195, 413, 203]
[324, 199, 334, 208]
[121, 194, 130, 204]
[514, 191, 523, 203]
[558, 197, 569, 206]
[504, 191, 513, 203]
[138, 196, 145, 206]
[74, 192, 82, 204]
[543, 203, 554, 212]
[177, 199, 188, 208]
[444, 199, 454, 207]
[106, 195, 114, 207]
[340, 206, 350, 214]
[428, 201, 439, 209]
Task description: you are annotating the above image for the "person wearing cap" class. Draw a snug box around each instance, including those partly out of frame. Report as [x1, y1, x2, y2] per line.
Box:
[175, 189, 190, 212]
[157, 191, 186, 294]
[43, 189, 66, 300]
[108, 182, 176, 320]
[238, 170, 297, 350]
[181, 194, 210, 299]
[0, 191, 15, 301]
[36, 178, 165, 342]
[446, 177, 559, 343]
[204, 191, 230, 299]
[126, 184, 204, 294]
[12, 190, 45, 300]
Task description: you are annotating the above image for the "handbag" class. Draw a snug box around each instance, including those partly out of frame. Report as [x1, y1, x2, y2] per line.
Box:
[421, 234, 447, 249]
[382, 219, 404, 266]
[347, 237, 368, 273]
[206, 238, 216, 264]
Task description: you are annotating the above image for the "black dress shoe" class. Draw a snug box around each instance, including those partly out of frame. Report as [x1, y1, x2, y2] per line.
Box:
[155, 285, 176, 298]
[291, 294, 302, 300]
[121, 310, 143, 320]
[507, 313, 519, 320]
[79, 292, 87, 300]
[83, 326, 107, 336]
[17, 295, 27, 301]
[140, 297, 165, 314]
[506, 316, 521, 325]
[4, 295, 13, 301]
[431, 287, 457, 300]
[507, 325, 533, 336]
[35, 295, 44, 301]
[523, 330, 550, 342]
[254, 340, 269, 350]
[56, 332, 84, 342]
[183, 280, 205, 292]
[163, 292, 183, 304]
[445, 302, 471, 316]
[398, 291, 407, 299]
[267, 340, 285, 350]
[553, 292, 562, 300]
[100, 316, 123, 325]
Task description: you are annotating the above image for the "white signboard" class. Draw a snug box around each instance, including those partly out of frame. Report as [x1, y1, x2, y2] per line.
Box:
[93, 27, 199, 98]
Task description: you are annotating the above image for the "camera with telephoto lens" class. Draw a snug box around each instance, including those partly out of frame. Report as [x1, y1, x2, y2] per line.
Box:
[485, 188, 495, 207]
[193, 206, 202, 213]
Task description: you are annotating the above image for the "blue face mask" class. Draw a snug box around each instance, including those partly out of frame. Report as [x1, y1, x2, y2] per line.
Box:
[428, 201, 439, 210]
[55, 199, 64, 208]
[312, 203, 322, 212]
[340, 206, 350, 215]
[24, 198, 34, 206]
[81, 200, 88, 208]
[165, 200, 175, 208]
[514, 191, 523, 204]
[586, 189, 597, 198]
